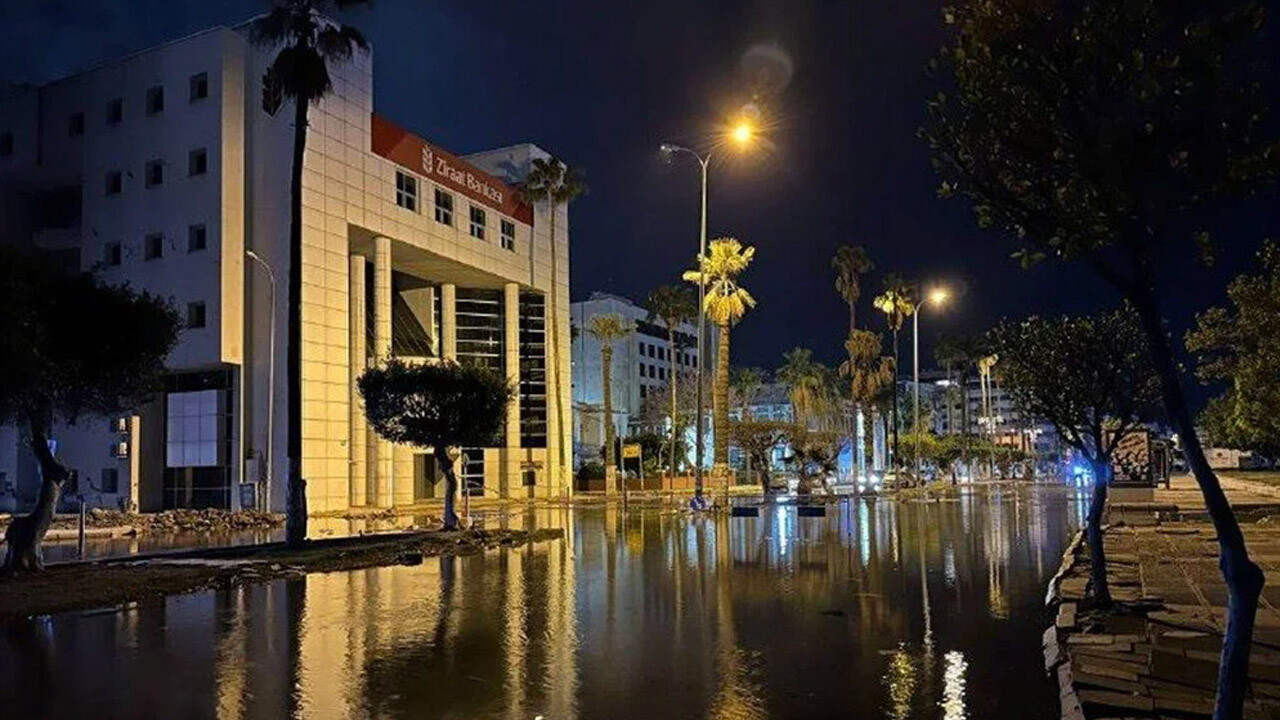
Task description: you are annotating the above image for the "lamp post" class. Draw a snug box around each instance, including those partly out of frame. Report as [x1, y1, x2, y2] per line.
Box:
[913, 285, 950, 483]
[659, 119, 755, 502]
[246, 249, 276, 511]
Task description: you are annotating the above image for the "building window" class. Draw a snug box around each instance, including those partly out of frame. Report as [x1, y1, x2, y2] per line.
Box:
[146, 85, 165, 115]
[105, 170, 122, 196]
[106, 98, 123, 125]
[68, 112, 84, 137]
[145, 159, 164, 187]
[100, 468, 119, 493]
[0, 133, 11, 156]
[189, 72, 209, 102]
[187, 301, 206, 329]
[104, 241, 122, 266]
[469, 205, 486, 239]
[188, 148, 208, 176]
[395, 170, 417, 211]
[500, 218, 516, 251]
[144, 233, 164, 260]
[187, 224, 206, 252]
[640, 386, 647, 399]
[166, 389, 222, 468]
[434, 188, 453, 225]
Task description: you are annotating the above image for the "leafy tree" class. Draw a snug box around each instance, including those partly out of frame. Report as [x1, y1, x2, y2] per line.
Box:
[0, 247, 180, 575]
[358, 360, 511, 529]
[617, 431, 668, 477]
[874, 274, 915, 468]
[923, 2, 1279, 709]
[832, 245, 875, 333]
[519, 158, 587, 491]
[787, 428, 846, 494]
[991, 308, 1161, 607]
[1187, 242, 1280, 457]
[645, 284, 698, 474]
[729, 366, 766, 420]
[587, 314, 634, 474]
[251, 0, 369, 546]
[684, 238, 757, 487]
[727, 420, 792, 493]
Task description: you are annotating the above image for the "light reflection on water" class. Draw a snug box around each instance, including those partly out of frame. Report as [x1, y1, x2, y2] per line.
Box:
[0, 486, 1082, 719]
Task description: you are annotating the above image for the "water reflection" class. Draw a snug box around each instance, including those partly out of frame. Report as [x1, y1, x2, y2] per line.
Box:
[0, 488, 1081, 719]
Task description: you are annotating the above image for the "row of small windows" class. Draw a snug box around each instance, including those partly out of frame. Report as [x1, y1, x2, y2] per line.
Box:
[104, 148, 207, 195]
[637, 340, 696, 367]
[639, 363, 668, 382]
[103, 225, 207, 266]
[395, 170, 518, 252]
[0, 74, 209, 157]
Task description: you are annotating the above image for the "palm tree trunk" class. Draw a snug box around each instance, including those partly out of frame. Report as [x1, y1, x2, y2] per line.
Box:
[668, 328, 678, 477]
[713, 322, 731, 466]
[1086, 457, 1112, 607]
[891, 327, 900, 470]
[435, 444, 460, 529]
[286, 94, 309, 547]
[602, 345, 615, 469]
[1130, 285, 1262, 720]
[547, 205, 567, 492]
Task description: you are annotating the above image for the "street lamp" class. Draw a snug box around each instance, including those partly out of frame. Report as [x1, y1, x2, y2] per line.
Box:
[914, 283, 950, 484]
[246, 249, 276, 511]
[659, 116, 757, 502]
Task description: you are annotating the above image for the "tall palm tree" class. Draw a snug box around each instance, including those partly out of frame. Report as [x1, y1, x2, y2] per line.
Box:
[778, 348, 826, 429]
[252, 0, 369, 546]
[683, 238, 756, 478]
[588, 314, 634, 479]
[729, 366, 765, 420]
[645, 284, 698, 475]
[832, 245, 875, 334]
[840, 329, 895, 479]
[935, 333, 987, 479]
[873, 274, 916, 470]
[518, 158, 586, 493]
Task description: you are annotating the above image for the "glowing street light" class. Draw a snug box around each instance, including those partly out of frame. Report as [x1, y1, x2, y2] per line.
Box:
[914, 283, 951, 483]
[731, 120, 754, 146]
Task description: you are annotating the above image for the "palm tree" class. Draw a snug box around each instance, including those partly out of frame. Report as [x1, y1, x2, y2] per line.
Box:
[832, 245, 875, 334]
[518, 158, 586, 493]
[588, 314, 634, 481]
[645, 284, 698, 475]
[729, 366, 765, 420]
[840, 329, 895, 480]
[935, 333, 987, 480]
[873, 274, 915, 471]
[683, 238, 756, 479]
[252, 0, 369, 546]
[778, 348, 827, 429]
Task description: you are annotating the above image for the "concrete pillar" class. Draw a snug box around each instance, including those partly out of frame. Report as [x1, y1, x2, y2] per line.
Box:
[440, 283, 458, 361]
[402, 286, 437, 358]
[503, 283, 522, 498]
[372, 236, 393, 507]
[349, 255, 368, 507]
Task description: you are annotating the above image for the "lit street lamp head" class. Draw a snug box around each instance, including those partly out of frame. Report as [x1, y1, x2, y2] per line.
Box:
[928, 287, 950, 307]
[731, 120, 754, 146]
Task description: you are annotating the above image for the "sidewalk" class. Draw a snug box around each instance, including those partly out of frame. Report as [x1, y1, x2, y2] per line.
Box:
[1045, 520, 1280, 719]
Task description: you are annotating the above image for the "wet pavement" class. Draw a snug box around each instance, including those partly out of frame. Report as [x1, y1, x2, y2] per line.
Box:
[0, 485, 1085, 719]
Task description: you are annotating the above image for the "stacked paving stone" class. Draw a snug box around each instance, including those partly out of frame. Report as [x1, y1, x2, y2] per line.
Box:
[1044, 522, 1280, 719]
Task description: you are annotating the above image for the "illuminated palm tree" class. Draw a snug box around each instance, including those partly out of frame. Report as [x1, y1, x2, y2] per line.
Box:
[874, 274, 916, 469]
[252, 0, 369, 546]
[840, 329, 895, 479]
[684, 238, 756, 475]
[645, 284, 698, 474]
[519, 158, 587, 490]
[588, 314, 634, 474]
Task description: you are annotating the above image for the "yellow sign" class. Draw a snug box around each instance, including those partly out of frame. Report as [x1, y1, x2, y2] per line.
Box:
[622, 444, 642, 459]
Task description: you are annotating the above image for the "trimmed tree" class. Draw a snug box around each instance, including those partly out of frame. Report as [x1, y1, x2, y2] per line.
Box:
[787, 428, 845, 495]
[924, 3, 1279, 711]
[727, 420, 793, 493]
[0, 247, 180, 576]
[251, 0, 370, 547]
[990, 308, 1161, 607]
[358, 359, 512, 530]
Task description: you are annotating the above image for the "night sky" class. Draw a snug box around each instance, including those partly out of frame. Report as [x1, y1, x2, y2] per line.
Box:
[4, 0, 1277, 402]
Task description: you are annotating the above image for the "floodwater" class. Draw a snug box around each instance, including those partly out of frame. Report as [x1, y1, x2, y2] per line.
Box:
[0, 486, 1086, 720]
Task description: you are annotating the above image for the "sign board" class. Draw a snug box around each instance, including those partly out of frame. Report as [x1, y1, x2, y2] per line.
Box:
[371, 114, 534, 225]
[622, 444, 642, 460]
[1109, 429, 1153, 486]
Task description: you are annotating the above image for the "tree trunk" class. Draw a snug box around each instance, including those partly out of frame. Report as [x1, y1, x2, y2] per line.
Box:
[435, 444, 460, 530]
[547, 203, 567, 491]
[285, 94, 309, 547]
[891, 327, 901, 469]
[668, 328, 678, 476]
[1, 422, 69, 577]
[1086, 457, 1113, 607]
[602, 344, 615, 469]
[713, 322, 731, 466]
[1131, 286, 1262, 720]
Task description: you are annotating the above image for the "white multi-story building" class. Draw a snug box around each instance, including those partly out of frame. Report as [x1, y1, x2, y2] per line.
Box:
[0, 22, 572, 513]
[570, 292, 704, 467]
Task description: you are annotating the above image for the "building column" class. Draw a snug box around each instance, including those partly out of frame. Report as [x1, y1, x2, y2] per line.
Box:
[503, 283, 522, 499]
[349, 255, 368, 507]
[372, 236, 393, 507]
[440, 283, 458, 361]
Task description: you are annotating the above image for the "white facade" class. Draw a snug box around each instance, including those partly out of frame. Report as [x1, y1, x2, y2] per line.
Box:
[0, 23, 572, 513]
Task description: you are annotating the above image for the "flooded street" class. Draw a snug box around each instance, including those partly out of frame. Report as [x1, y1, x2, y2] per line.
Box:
[0, 486, 1085, 719]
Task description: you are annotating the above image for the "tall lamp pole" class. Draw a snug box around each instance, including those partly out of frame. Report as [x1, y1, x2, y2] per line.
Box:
[246, 249, 276, 511]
